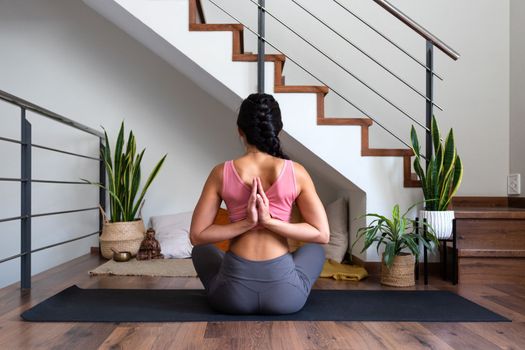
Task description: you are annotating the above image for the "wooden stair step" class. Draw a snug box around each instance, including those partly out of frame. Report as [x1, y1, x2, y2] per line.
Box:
[455, 207, 525, 220]
[232, 53, 286, 62]
[317, 118, 373, 126]
[458, 249, 525, 258]
[274, 85, 329, 95]
[362, 148, 414, 157]
[189, 23, 244, 31]
[457, 257, 525, 284]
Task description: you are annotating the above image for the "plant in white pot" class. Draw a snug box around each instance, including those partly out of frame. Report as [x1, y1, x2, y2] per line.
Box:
[85, 122, 166, 259]
[353, 203, 438, 287]
[410, 116, 463, 239]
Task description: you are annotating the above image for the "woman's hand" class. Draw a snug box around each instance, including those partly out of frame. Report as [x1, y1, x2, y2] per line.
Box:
[246, 178, 259, 228]
[255, 177, 272, 226]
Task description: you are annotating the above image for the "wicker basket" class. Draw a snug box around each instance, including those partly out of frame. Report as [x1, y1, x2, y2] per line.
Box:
[380, 253, 415, 287]
[100, 219, 145, 259]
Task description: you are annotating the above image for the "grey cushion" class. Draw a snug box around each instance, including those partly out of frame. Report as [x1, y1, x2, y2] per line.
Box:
[323, 198, 349, 263]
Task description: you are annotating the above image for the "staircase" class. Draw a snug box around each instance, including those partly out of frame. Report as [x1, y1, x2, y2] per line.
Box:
[187, 0, 422, 188]
[83, 0, 457, 261]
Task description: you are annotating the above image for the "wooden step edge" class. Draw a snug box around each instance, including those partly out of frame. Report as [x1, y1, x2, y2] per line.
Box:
[317, 118, 373, 126]
[362, 148, 414, 157]
[455, 209, 525, 220]
[233, 53, 286, 62]
[274, 60, 286, 87]
[274, 85, 329, 95]
[404, 176, 421, 188]
[458, 249, 525, 258]
[360, 125, 414, 157]
[189, 23, 244, 32]
[403, 155, 420, 187]
[451, 196, 510, 208]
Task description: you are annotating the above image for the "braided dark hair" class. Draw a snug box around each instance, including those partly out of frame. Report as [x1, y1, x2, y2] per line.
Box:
[237, 93, 289, 159]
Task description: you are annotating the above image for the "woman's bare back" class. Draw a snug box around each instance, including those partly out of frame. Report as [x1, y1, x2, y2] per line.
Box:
[224, 154, 292, 260]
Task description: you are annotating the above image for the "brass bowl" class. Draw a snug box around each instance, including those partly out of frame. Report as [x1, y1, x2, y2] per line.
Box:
[111, 248, 132, 262]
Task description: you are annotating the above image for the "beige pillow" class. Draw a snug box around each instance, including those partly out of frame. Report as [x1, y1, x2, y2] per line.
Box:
[323, 197, 349, 263]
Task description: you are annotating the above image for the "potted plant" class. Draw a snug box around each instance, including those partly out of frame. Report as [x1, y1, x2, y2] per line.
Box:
[85, 122, 166, 259]
[353, 203, 438, 287]
[410, 116, 463, 239]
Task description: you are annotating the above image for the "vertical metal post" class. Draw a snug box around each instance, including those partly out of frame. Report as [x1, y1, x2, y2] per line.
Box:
[442, 239, 447, 280]
[20, 108, 32, 289]
[423, 218, 428, 285]
[425, 40, 434, 174]
[257, 0, 265, 93]
[415, 217, 419, 281]
[98, 138, 106, 253]
[452, 219, 457, 285]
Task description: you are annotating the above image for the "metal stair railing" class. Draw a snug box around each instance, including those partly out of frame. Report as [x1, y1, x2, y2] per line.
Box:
[207, 0, 414, 149]
[0, 89, 106, 289]
[200, 0, 459, 159]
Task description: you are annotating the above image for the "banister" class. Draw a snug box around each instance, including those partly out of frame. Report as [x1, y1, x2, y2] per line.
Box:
[0, 89, 103, 138]
[372, 0, 460, 60]
[205, 0, 421, 151]
[0, 90, 106, 289]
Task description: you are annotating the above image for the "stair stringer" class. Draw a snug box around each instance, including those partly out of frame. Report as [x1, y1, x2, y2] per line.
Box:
[84, 0, 422, 261]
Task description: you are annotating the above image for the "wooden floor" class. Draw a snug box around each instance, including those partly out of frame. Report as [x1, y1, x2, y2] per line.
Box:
[1, 253, 525, 350]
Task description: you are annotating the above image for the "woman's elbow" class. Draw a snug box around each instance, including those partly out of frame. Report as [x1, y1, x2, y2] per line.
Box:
[189, 231, 200, 246]
[317, 230, 330, 244]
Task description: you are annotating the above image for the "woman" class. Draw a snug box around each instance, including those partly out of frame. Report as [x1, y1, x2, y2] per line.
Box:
[190, 93, 329, 315]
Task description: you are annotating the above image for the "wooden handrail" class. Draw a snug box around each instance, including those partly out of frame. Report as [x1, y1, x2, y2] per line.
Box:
[372, 0, 460, 60]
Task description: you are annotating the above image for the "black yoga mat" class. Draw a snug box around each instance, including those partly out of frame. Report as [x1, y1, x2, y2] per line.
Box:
[21, 285, 509, 322]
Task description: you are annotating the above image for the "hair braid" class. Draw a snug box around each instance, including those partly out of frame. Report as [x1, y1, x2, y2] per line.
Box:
[237, 93, 289, 159]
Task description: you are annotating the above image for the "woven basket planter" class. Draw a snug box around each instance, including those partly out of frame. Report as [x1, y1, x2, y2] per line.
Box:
[100, 219, 145, 259]
[381, 253, 415, 287]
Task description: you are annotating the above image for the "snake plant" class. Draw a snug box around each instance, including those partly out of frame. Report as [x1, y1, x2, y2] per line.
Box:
[84, 122, 166, 222]
[353, 203, 438, 268]
[410, 115, 463, 211]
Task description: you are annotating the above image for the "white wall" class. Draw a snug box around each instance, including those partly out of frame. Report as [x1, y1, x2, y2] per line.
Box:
[510, 0, 525, 197]
[0, 0, 342, 288]
[203, 0, 511, 197]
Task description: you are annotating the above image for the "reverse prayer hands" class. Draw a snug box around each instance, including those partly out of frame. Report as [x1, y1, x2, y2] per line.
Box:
[255, 177, 272, 226]
[245, 177, 259, 228]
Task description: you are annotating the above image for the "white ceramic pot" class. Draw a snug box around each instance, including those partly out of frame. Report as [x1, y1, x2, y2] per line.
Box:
[419, 210, 455, 239]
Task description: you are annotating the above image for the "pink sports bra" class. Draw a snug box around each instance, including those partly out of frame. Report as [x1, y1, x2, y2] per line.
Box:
[221, 159, 298, 224]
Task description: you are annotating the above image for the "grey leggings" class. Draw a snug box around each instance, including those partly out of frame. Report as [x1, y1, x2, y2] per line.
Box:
[191, 243, 325, 315]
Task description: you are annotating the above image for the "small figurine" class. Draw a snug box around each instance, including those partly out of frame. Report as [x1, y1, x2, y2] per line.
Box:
[137, 228, 164, 260]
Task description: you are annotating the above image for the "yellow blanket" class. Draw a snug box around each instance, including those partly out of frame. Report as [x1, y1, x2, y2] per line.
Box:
[320, 259, 368, 281]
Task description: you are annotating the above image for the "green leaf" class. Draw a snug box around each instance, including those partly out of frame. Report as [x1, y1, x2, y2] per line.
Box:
[431, 115, 440, 155]
[392, 204, 400, 223]
[130, 154, 167, 219]
[441, 156, 464, 210]
[404, 235, 420, 257]
[413, 157, 429, 198]
[383, 243, 396, 268]
[442, 129, 456, 179]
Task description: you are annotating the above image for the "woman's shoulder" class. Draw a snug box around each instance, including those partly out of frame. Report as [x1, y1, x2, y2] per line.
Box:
[208, 161, 228, 179]
[290, 160, 307, 176]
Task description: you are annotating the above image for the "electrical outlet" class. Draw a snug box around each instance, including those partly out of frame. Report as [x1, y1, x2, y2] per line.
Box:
[508, 174, 521, 195]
